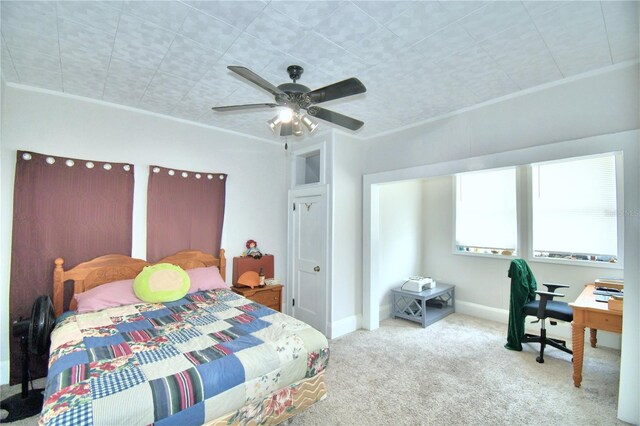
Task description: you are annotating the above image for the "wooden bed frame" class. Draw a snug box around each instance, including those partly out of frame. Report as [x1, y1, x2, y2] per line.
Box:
[48, 248, 327, 425]
[53, 249, 226, 316]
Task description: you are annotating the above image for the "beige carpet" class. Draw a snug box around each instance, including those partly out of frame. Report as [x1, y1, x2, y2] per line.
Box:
[1, 314, 624, 425]
[287, 314, 624, 426]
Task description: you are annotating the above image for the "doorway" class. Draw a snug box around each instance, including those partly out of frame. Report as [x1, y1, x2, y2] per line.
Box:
[288, 186, 329, 335]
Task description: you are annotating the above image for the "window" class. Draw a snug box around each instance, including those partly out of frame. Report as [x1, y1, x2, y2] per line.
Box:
[455, 168, 517, 256]
[531, 154, 618, 263]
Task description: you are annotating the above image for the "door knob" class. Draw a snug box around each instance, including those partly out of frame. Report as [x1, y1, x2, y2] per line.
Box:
[314, 266, 320, 272]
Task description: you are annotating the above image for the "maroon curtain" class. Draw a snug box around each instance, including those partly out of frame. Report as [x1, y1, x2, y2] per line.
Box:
[147, 166, 226, 262]
[9, 151, 134, 384]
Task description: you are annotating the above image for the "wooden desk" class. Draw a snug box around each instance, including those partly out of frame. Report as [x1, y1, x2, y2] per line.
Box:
[569, 284, 623, 387]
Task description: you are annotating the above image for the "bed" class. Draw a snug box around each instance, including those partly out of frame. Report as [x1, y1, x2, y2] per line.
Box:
[40, 250, 328, 425]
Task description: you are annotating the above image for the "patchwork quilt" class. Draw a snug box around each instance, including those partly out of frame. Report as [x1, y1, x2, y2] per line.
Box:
[40, 289, 329, 426]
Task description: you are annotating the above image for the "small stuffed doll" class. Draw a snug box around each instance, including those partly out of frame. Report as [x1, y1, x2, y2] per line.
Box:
[245, 239, 262, 259]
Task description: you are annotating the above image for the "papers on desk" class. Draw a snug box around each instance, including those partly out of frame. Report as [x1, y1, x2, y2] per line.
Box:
[594, 293, 624, 304]
[593, 284, 623, 303]
[595, 277, 624, 286]
[593, 278, 623, 302]
[593, 287, 624, 297]
[593, 282, 624, 305]
[593, 288, 623, 297]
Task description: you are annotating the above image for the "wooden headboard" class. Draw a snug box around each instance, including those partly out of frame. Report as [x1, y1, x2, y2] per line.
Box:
[53, 249, 226, 316]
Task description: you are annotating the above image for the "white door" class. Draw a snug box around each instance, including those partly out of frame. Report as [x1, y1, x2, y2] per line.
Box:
[291, 194, 327, 334]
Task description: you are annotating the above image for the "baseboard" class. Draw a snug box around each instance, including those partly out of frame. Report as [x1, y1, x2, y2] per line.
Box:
[455, 300, 509, 324]
[0, 360, 8, 385]
[456, 300, 621, 350]
[329, 314, 361, 339]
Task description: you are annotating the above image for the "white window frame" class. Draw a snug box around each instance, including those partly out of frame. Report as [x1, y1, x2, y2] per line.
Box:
[452, 153, 624, 269]
[452, 166, 519, 259]
[527, 152, 624, 270]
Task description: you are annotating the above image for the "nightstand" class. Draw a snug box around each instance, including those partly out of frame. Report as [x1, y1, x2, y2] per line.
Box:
[232, 284, 283, 312]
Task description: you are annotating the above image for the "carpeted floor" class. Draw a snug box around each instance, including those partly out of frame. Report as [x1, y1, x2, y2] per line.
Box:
[1, 314, 624, 425]
[0, 377, 46, 426]
[287, 314, 624, 426]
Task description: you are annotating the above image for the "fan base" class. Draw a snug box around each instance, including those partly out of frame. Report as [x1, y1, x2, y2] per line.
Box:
[287, 65, 303, 82]
[0, 389, 44, 423]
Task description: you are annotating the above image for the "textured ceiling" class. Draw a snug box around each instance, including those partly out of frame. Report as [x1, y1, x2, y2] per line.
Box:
[1, 1, 638, 142]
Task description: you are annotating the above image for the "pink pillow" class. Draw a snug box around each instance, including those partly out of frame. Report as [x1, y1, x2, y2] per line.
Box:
[186, 266, 227, 292]
[75, 278, 143, 313]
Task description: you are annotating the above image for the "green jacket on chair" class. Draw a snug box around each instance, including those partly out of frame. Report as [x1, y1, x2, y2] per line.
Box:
[505, 259, 537, 351]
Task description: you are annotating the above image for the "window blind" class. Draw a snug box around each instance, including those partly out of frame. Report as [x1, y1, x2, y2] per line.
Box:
[455, 168, 517, 251]
[532, 154, 618, 257]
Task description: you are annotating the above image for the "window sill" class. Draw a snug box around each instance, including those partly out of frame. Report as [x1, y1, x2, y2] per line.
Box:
[529, 256, 623, 270]
[452, 251, 517, 261]
[451, 251, 623, 269]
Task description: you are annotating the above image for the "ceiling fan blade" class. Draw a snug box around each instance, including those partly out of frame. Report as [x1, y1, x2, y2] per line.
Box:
[307, 106, 364, 131]
[228, 66, 287, 97]
[212, 103, 278, 112]
[307, 78, 366, 104]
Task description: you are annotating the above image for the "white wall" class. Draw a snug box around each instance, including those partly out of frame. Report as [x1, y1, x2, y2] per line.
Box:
[378, 180, 424, 319]
[0, 85, 288, 384]
[329, 133, 364, 337]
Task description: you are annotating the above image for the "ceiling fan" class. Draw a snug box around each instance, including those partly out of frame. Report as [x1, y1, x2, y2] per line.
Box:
[212, 65, 367, 137]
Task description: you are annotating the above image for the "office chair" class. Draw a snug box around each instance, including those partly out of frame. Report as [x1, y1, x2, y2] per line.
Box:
[505, 259, 573, 363]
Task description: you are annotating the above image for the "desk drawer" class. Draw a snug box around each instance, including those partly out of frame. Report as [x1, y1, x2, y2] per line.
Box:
[584, 310, 622, 332]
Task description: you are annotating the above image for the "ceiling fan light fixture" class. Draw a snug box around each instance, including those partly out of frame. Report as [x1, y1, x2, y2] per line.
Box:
[266, 115, 282, 134]
[278, 108, 293, 123]
[292, 115, 303, 136]
[300, 114, 319, 133]
[280, 121, 293, 137]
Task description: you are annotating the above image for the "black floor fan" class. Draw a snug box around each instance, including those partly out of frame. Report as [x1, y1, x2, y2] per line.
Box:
[1, 296, 55, 423]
